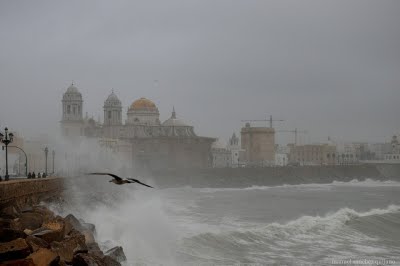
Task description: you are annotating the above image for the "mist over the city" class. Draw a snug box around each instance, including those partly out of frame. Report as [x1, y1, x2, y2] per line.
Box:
[0, 0, 399, 143]
[1, 1, 400, 266]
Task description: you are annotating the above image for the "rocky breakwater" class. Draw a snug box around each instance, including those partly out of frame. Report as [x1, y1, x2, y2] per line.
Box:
[0, 205, 127, 265]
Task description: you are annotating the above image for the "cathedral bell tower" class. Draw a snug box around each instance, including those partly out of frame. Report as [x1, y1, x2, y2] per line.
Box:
[61, 83, 84, 137]
[103, 90, 122, 138]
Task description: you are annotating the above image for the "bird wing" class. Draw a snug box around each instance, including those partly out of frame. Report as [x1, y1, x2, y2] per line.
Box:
[127, 178, 154, 188]
[88, 172, 123, 181]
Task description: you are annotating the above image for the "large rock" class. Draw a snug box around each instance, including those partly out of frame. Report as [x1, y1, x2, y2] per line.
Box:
[31, 206, 56, 223]
[72, 253, 106, 266]
[102, 255, 122, 266]
[81, 229, 95, 245]
[0, 217, 12, 228]
[0, 228, 26, 243]
[50, 229, 87, 263]
[0, 206, 20, 219]
[26, 235, 50, 252]
[0, 258, 35, 265]
[32, 228, 63, 243]
[43, 218, 65, 233]
[27, 248, 60, 266]
[20, 207, 34, 213]
[105, 246, 127, 263]
[12, 212, 44, 231]
[86, 243, 104, 257]
[0, 238, 30, 262]
[64, 214, 83, 235]
[82, 223, 96, 235]
[31, 218, 65, 243]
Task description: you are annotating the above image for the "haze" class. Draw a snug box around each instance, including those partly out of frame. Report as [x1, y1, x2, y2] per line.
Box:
[0, 0, 399, 144]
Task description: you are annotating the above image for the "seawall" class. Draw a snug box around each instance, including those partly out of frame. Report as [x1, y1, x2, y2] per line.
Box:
[150, 164, 400, 188]
[0, 177, 64, 210]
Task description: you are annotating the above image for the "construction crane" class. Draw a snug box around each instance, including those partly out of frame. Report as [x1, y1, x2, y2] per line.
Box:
[241, 115, 284, 128]
[277, 128, 308, 146]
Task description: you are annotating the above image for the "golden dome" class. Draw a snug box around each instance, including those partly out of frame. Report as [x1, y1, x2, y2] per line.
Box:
[129, 97, 157, 110]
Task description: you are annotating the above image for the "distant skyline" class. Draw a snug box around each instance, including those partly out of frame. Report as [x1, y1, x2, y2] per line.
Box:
[0, 0, 399, 144]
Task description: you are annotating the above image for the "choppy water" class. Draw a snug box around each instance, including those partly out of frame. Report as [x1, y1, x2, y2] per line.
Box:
[51, 178, 400, 265]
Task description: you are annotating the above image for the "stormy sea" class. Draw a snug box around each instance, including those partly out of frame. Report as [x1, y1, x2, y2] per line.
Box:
[50, 177, 400, 266]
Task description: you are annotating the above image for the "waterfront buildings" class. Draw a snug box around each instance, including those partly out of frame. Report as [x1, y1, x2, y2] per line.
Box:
[275, 145, 290, 166]
[383, 135, 400, 163]
[288, 144, 337, 166]
[60, 84, 215, 170]
[211, 140, 231, 168]
[240, 123, 275, 166]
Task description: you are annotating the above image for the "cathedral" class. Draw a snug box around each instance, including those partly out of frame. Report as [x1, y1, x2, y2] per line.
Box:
[60, 83, 215, 170]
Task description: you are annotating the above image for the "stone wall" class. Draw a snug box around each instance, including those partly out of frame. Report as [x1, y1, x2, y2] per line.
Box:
[150, 164, 400, 188]
[0, 178, 64, 210]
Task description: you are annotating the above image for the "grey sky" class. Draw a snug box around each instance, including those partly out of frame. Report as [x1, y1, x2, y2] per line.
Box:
[0, 0, 399, 144]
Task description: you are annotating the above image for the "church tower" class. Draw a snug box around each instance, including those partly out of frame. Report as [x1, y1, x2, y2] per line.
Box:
[227, 132, 243, 167]
[61, 83, 84, 137]
[103, 90, 122, 138]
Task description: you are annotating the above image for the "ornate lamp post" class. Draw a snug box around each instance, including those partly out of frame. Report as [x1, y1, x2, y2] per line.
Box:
[52, 150, 56, 175]
[44, 147, 49, 176]
[0, 127, 14, 181]
[52, 150, 55, 175]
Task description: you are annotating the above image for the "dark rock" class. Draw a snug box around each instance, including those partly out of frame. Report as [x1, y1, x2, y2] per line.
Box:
[20, 207, 33, 213]
[73, 244, 89, 255]
[72, 253, 105, 266]
[105, 246, 127, 263]
[64, 214, 83, 235]
[86, 243, 104, 257]
[31, 206, 56, 223]
[58, 261, 69, 266]
[27, 248, 60, 266]
[50, 229, 87, 263]
[33, 228, 64, 243]
[0, 238, 31, 262]
[0, 228, 26, 243]
[32, 218, 65, 243]
[11, 212, 43, 231]
[26, 235, 50, 252]
[103, 255, 122, 266]
[1, 206, 20, 219]
[0, 217, 12, 228]
[0, 258, 35, 265]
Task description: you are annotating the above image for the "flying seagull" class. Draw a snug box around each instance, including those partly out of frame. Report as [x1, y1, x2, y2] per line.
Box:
[88, 173, 154, 188]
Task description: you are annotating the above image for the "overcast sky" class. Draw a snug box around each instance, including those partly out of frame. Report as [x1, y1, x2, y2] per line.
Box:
[0, 0, 399, 144]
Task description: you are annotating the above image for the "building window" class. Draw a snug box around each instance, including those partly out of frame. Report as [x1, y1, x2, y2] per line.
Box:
[73, 107, 76, 114]
[67, 105, 71, 114]
[108, 111, 111, 119]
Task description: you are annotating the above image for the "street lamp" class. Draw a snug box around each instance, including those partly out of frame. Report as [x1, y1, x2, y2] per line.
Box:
[0, 127, 14, 181]
[52, 150, 55, 175]
[44, 147, 49, 176]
